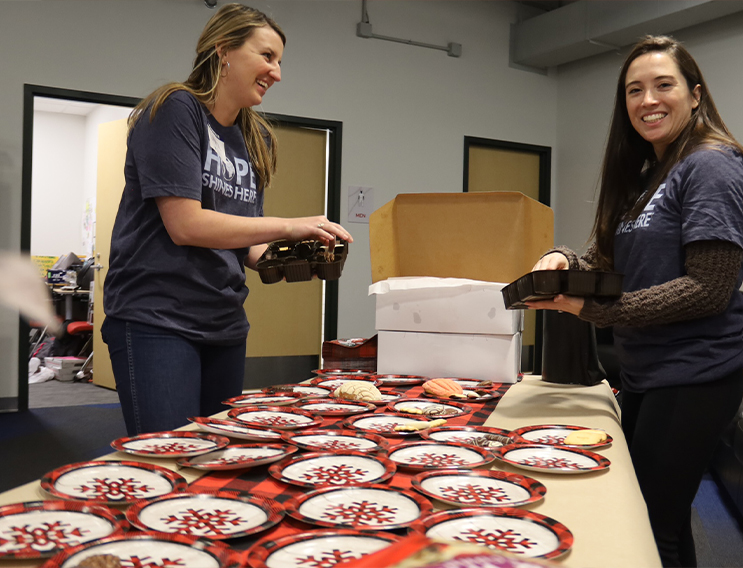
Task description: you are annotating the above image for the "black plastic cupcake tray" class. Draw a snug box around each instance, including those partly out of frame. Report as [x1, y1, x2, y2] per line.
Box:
[256, 239, 349, 284]
[502, 270, 623, 309]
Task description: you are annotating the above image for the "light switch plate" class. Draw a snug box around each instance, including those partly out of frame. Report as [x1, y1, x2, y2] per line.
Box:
[347, 186, 374, 224]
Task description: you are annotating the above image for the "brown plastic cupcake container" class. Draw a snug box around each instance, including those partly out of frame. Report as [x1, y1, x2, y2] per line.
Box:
[502, 269, 623, 310]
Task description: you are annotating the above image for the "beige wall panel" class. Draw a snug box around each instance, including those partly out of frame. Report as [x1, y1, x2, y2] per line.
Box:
[244, 126, 327, 357]
[469, 146, 540, 201]
[93, 119, 128, 390]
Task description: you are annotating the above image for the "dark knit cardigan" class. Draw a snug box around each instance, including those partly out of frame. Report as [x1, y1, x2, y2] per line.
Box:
[550, 240, 743, 328]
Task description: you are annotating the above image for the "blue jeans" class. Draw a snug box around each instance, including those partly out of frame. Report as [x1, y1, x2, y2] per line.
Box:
[101, 317, 246, 436]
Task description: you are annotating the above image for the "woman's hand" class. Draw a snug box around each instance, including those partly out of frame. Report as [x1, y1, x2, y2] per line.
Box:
[526, 294, 584, 316]
[532, 252, 570, 271]
[286, 216, 353, 245]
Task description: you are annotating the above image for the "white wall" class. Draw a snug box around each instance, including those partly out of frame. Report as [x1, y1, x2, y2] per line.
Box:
[0, 0, 559, 400]
[554, 11, 743, 254]
[31, 112, 87, 257]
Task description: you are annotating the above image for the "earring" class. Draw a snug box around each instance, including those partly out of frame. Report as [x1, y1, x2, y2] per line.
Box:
[221, 60, 229, 77]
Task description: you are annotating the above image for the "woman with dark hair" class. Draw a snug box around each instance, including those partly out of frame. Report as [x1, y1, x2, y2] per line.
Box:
[528, 35, 743, 567]
[102, 4, 352, 436]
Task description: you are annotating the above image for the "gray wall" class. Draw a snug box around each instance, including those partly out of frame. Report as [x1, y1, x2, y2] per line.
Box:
[6, 1, 743, 401]
[0, 0, 558, 399]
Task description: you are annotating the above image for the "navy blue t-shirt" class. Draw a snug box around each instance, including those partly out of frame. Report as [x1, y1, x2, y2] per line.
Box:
[104, 90, 264, 344]
[613, 148, 743, 392]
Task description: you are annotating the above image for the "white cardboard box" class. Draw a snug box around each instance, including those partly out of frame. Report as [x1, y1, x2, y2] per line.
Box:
[369, 277, 522, 336]
[377, 330, 521, 383]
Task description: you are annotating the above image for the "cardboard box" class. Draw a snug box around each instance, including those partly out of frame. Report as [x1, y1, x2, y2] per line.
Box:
[377, 330, 521, 382]
[369, 192, 554, 284]
[369, 277, 522, 335]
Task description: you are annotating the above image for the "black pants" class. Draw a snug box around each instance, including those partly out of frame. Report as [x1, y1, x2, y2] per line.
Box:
[622, 369, 743, 568]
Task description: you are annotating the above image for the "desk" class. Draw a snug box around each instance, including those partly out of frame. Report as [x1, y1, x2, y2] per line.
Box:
[0, 376, 661, 568]
[50, 286, 90, 321]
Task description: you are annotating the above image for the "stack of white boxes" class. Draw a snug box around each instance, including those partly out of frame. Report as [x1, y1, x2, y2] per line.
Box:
[369, 277, 523, 383]
[44, 357, 86, 382]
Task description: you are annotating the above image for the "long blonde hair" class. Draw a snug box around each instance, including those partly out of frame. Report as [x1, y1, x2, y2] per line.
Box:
[129, 3, 286, 190]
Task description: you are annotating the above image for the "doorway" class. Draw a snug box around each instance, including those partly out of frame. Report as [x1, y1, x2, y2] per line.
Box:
[19, 84, 343, 411]
[463, 136, 551, 374]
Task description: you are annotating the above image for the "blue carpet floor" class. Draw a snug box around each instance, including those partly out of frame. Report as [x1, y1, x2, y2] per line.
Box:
[0, 403, 127, 493]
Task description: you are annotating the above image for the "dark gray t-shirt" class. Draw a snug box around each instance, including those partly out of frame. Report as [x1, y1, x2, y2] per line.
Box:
[104, 90, 264, 344]
[613, 148, 743, 392]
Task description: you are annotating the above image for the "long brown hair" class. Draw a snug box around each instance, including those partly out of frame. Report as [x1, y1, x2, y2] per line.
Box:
[591, 35, 742, 270]
[128, 3, 286, 190]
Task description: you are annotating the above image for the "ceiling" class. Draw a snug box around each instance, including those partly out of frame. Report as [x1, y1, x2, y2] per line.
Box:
[511, 0, 743, 70]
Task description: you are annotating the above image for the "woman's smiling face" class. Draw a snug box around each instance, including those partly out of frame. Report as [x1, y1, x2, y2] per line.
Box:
[625, 51, 701, 159]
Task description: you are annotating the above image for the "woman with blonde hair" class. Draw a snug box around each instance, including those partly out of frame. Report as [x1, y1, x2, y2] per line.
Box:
[529, 35, 743, 566]
[102, 4, 352, 436]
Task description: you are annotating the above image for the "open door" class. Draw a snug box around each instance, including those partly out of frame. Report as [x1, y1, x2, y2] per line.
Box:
[92, 118, 128, 389]
[92, 120, 332, 389]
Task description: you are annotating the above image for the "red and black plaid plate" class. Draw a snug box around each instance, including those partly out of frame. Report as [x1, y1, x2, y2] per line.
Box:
[126, 490, 284, 539]
[39, 531, 236, 567]
[495, 443, 611, 474]
[176, 443, 298, 470]
[40, 460, 187, 505]
[284, 484, 433, 531]
[409, 507, 573, 559]
[110, 431, 229, 458]
[0, 500, 127, 559]
[411, 469, 547, 508]
[247, 528, 401, 568]
[227, 406, 323, 430]
[510, 424, 613, 449]
[280, 429, 390, 454]
[387, 441, 495, 471]
[269, 451, 397, 488]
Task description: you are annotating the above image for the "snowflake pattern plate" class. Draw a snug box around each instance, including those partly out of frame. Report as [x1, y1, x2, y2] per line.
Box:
[40, 460, 187, 505]
[293, 398, 376, 416]
[436, 378, 498, 389]
[262, 384, 331, 397]
[187, 417, 283, 441]
[310, 376, 382, 391]
[387, 398, 473, 418]
[312, 368, 371, 376]
[40, 531, 234, 568]
[495, 443, 611, 474]
[227, 406, 323, 430]
[269, 451, 396, 488]
[247, 529, 400, 568]
[221, 392, 307, 407]
[423, 388, 499, 402]
[110, 431, 230, 458]
[342, 413, 434, 437]
[285, 484, 432, 530]
[176, 443, 298, 470]
[0, 500, 126, 559]
[366, 374, 427, 386]
[411, 470, 546, 508]
[126, 491, 284, 539]
[510, 424, 613, 449]
[387, 441, 495, 471]
[280, 429, 390, 454]
[420, 425, 514, 449]
[329, 390, 402, 406]
[409, 507, 573, 559]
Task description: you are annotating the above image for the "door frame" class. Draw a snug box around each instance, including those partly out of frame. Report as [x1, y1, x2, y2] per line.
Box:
[19, 83, 343, 412]
[462, 136, 551, 374]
